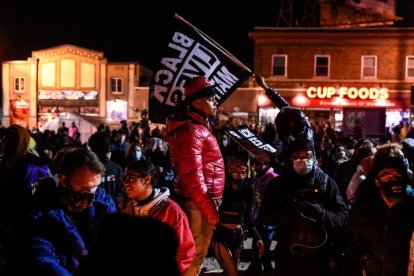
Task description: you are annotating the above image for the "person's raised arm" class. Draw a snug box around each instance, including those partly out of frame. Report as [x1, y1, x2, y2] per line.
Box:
[254, 74, 289, 109]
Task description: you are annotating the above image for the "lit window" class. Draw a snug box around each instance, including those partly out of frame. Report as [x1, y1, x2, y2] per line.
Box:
[315, 55, 330, 77]
[362, 56, 377, 78]
[111, 78, 123, 94]
[271, 55, 287, 77]
[15, 77, 25, 93]
[406, 56, 414, 78]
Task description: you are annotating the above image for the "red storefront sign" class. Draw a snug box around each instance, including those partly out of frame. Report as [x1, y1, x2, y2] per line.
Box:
[258, 86, 409, 109]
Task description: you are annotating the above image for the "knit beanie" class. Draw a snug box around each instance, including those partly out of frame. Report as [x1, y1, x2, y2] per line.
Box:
[287, 137, 315, 155]
[370, 156, 407, 179]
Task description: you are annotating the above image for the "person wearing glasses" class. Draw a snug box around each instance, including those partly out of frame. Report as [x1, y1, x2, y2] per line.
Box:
[26, 148, 116, 275]
[119, 159, 195, 275]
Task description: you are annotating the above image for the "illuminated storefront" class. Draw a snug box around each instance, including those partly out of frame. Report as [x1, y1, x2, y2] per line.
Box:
[2, 45, 151, 129]
[249, 27, 414, 138]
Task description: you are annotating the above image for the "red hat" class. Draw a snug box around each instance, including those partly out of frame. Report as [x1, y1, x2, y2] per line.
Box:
[184, 76, 217, 102]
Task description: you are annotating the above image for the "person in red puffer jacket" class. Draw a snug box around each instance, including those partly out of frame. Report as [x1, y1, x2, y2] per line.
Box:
[165, 75, 225, 276]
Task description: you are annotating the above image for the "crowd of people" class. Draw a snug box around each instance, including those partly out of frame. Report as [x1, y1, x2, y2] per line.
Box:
[0, 75, 413, 276]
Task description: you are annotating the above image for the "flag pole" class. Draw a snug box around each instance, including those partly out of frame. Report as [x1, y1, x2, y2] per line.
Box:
[174, 14, 252, 74]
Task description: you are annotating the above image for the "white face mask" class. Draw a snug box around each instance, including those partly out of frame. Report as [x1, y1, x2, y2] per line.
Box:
[105, 152, 112, 160]
[136, 151, 142, 160]
[293, 159, 314, 175]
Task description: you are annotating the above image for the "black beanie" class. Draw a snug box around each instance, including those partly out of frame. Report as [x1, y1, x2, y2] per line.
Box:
[288, 137, 315, 154]
[371, 156, 407, 179]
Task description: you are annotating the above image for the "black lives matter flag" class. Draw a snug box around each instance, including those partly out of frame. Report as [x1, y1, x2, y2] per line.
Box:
[149, 14, 252, 124]
[226, 127, 279, 165]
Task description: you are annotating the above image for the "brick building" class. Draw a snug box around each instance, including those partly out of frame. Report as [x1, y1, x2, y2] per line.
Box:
[249, 26, 414, 138]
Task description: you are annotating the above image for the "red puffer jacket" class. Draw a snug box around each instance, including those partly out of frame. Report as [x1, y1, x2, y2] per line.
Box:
[165, 111, 225, 220]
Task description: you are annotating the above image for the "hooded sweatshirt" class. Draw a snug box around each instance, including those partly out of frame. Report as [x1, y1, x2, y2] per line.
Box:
[120, 187, 195, 275]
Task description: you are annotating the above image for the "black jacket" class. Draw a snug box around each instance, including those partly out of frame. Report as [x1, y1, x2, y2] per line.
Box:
[258, 165, 348, 255]
[343, 178, 414, 276]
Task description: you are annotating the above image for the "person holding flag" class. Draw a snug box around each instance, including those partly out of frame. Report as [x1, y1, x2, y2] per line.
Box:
[165, 75, 225, 276]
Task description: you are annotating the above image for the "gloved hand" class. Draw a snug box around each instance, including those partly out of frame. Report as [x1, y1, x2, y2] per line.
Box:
[298, 200, 325, 222]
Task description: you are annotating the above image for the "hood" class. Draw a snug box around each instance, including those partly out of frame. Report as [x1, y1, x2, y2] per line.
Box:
[165, 117, 189, 138]
[132, 187, 170, 217]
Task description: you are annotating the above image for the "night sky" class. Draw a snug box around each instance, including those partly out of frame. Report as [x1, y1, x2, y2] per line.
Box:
[0, 0, 414, 72]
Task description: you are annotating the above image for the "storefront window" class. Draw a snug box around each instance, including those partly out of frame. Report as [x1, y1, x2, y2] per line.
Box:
[80, 106, 99, 116]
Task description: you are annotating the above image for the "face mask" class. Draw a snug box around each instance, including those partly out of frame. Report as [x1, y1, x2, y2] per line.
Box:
[254, 166, 268, 177]
[231, 179, 243, 188]
[293, 159, 314, 176]
[105, 152, 112, 160]
[403, 158, 410, 170]
[136, 151, 142, 160]
[59, 181, 95, 212]
[378, 179, 404, 199]
[221, 139, 229, 147]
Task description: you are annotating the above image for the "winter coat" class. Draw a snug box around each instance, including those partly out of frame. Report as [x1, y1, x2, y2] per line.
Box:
[100, 160, 124, 204]
[343, 185, 414, 276]
[28, 179, 116, 276]
[0, 152, 51, 226]
[120, 187, 195, 275]
[251, 167, 278, 221]
[258, 165, 348, 274]
[165, 111, 225, 220]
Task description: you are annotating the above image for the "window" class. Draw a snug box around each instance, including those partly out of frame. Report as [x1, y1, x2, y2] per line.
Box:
[361, 56, 377, 78]
[315, 55, 330, 77]
[406, 56, 414, 78]
[271, 55, 287, 77]
[14, 77, 25, 93]
[111, 78, 123, 94]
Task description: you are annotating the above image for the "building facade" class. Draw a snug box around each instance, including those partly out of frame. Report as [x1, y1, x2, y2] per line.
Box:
[249, 27, 414, 138]
[2, 44, 151, 129]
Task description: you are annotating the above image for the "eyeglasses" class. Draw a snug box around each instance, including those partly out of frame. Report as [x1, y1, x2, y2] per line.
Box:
[122, 175, 145, 184]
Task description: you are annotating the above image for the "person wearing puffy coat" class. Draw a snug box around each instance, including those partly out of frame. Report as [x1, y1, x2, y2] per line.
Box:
[165, 75, 225, 276]
[119, 159, 195, 275]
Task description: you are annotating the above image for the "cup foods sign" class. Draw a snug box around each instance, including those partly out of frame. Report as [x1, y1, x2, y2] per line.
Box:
[307, 86, 388, 100]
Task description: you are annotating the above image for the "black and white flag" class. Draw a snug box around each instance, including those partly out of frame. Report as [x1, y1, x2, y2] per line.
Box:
[148, 14, 252, 124]
[226, 127, 279, 165]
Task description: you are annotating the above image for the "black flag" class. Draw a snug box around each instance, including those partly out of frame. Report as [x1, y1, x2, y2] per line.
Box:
[148, 14, 252, 124]
[226, 127, 279, 165]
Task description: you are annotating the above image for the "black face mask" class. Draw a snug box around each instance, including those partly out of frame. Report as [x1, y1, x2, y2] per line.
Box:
[378, 179, 405, 199]
[231, 179, 243, 188]
[254, 167, 268, 177]
[59, 180, 95, 212]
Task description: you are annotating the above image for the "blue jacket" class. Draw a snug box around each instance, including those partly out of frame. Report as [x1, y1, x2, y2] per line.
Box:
[28, 179, 116, 275]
